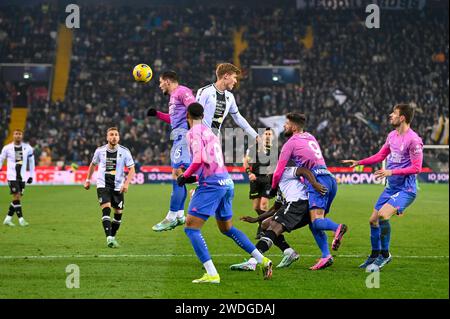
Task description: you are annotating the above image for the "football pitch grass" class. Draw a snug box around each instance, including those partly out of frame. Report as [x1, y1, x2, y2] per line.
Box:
[0, 184, 448, 299]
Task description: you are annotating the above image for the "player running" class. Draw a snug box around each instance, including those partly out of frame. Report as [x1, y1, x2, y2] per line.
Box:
[1, 129, 34, 227]
[196, 63, 258, 139]
[342, 103, 423, 270]
[177, 103, 273, 283]
[230, 166, 328, 271]
[243, 127, 276, 239]
[269, 112, 348, 270]
[84, 127, 136, 248]
[146, 71, 197, 232]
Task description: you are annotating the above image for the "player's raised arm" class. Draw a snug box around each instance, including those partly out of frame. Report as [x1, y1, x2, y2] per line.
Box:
[229, 95, 258, 139]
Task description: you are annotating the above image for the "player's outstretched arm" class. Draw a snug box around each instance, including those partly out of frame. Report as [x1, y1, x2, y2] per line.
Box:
[240, 201, 281, 223]
[146, 108, 171, 124]
[351, 143, 391, 166]
[295, 167, 327, 195]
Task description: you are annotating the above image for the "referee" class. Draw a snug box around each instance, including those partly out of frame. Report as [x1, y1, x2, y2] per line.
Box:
[243, 128, 276, 239]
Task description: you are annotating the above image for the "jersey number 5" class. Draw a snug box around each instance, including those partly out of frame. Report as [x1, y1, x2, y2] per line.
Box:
[308, 141, 323, 159]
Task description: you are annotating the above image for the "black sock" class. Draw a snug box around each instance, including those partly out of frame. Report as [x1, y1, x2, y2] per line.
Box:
[111, 213, 122, 237]
[380, 250, 390, 258]
[12, 200, 22, 218]
[274, 234, 290, 252]
[7, 203, 15, 217]
[102, 207, 112, 237]
[255, 230, 277, 253]
[370, 250, 380, 258]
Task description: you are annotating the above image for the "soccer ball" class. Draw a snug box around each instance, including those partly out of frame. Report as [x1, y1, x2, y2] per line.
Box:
[132, 64, 153, 83]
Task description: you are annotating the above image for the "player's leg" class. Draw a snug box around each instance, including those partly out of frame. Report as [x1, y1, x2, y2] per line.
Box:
[8, 183, 29, 227]
[252, 198, 264, 239]
[184, 214, 220, 283]
[97, 188, 115, 247]
[108, 192, 124, 248]
[368, 191, 416, 271]
[3, 183, 19, 226]
[217, 187, 272, 279]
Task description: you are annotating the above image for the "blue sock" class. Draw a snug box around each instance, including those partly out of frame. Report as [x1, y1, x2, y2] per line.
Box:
[379, 220, 391, 252]
[312, 218, 339, 232]
[178, 185, 187, 211]
[309, 224, 330, 258]
[184, 228, 210, 263]
[223, 226, 256, 254]
[370, 225, 381, 252]
[170, 180, 186, 212]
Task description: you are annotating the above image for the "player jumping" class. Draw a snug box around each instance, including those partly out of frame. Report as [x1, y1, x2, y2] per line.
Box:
[1, 129, 34, 227]
[269, 113, 348, 270]
[342, 103, 423, 270]
[84, 127, 136, 248]
[196, 63, 258, 139]
[147, 71, 197, 232]
[177, 103, 273, 283]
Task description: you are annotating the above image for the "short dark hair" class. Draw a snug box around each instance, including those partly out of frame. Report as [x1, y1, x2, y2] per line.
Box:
[13, 129, 23, 133]
[394, 103, 415, 124]
[160, 70, 179, 82]
[286, 112, 306, 129]
[188, 103, 204, 119]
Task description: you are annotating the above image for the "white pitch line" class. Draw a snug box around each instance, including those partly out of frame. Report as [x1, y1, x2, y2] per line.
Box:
[0, 254, 447, 260]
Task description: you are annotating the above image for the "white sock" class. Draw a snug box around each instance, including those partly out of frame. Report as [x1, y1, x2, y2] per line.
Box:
[284, 248, 294, 256]
[176, 210, 185, 218]
[250, 249, 264, 264]
[4, 215, 12, 223]
[165, 211, 178, 222]
[19, 217, 24, 222]
[203, 260, 218, 276]
[247, 257, 258, 265]
[107, 236, 113, 241]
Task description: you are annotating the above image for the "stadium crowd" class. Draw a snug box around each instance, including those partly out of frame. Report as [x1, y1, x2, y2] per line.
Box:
[1, 5, 448, 167]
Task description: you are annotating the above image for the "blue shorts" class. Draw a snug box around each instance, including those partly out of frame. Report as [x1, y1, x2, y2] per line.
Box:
[188, 185, 234, 221]
[307, 174, 337, 214]
[170, 128, 191, 169]
[375, 188, 416, 215]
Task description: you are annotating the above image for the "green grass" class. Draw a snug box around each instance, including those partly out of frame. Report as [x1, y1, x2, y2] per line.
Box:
[0, 184, 448, 299]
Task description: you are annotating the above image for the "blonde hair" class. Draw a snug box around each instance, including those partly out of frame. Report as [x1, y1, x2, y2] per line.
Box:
[216, 63, 241, 79]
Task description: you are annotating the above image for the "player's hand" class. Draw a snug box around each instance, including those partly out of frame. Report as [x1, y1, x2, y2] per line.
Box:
[177, 174, 187, 186]
[120, 183, 129, 193]
[26, 177, 33, 184]
[312, 182, 327, 196]
[184, 176, 197, 184]
[240, 216, 259, 223]
[84, 180, 90, 190]
[266, 187, 278, 198]
[374, 169, 392, 179]
[248, 173, 257, 181]
[146, 108, 157, 117]
[341, 159, 359, 168]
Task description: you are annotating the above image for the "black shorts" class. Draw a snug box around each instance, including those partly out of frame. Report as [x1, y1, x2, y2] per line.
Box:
[97, 188, 125, 210]
[8, 180, 26, 195]
[249, 175, 272, 199]
[272, 199, 310, 232]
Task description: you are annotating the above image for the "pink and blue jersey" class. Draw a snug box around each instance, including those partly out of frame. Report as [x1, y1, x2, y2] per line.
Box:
[359, 128, 423, 193]
[272, 132, 328, 189]
[183, 124, 231, 187]
[167, 85, 196, 130]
